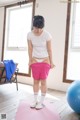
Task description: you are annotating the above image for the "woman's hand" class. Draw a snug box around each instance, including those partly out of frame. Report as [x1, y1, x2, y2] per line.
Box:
[50, 62, 55, 69]
[28, 58, 37, 66]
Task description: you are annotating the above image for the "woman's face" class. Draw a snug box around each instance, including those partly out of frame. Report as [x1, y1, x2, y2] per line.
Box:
[33, 27, 43, 34]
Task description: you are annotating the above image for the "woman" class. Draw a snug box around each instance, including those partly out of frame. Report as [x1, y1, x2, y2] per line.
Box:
[27, 15, 55, 109]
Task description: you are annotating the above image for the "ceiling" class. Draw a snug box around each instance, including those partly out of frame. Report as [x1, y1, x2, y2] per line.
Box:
[0, 0, 27, 7]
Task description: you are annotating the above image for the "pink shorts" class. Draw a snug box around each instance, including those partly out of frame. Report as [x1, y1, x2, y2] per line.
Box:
[30, 62, 51, 80]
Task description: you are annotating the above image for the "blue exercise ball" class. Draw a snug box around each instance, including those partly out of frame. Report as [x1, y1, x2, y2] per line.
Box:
[67, 80, 80, 113]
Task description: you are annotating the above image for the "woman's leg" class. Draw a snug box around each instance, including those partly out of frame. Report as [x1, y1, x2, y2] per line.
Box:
[41, 80, 47, 93]
[40, 80, 47, 103]
[35, 62, 50, 109]
[33, 79, 40, 94]
[30, 80, 40, 108]
[35, 80, 47, 109]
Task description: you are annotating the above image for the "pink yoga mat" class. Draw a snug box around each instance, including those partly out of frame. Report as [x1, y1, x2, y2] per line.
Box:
[15, 100, 60, 120]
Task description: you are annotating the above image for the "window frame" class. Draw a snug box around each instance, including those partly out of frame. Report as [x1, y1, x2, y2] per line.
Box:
[2, 0, 36, 77]
[63, 1, 72, 83]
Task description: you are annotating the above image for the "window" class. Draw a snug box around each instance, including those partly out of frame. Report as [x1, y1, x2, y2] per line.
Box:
[70, 2, 80, 49]
[2, 1, 35, 76]
[7, 4, 32, 49]
[63, 1, 80, 83]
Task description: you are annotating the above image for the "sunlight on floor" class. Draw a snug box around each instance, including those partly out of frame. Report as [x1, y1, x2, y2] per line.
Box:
[46, 93, 60, 101]
[18, 83, 60, 101]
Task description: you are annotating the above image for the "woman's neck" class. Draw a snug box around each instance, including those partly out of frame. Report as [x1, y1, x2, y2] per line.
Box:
[33, 29, 44, 36]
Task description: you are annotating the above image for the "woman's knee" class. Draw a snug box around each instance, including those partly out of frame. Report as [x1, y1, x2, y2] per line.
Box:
[41, 80, 46, 86]
[34, 80, 39, 85]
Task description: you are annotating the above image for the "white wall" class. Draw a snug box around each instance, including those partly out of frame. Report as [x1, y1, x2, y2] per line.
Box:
[0, 0, 71, 92]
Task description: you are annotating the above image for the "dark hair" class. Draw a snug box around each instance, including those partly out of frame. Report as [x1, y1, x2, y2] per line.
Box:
[33, 15, 45, 28]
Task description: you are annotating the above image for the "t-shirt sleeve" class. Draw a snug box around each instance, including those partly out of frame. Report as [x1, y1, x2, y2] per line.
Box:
[46, 32, 52, 41]
[27, 32, 31, 41]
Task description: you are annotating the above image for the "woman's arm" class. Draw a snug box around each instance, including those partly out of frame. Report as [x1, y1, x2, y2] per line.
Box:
[47, 40, 55, 68]
[27, 40, 33, 66]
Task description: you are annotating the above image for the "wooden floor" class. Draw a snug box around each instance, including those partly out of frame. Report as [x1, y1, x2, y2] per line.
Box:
[0, 83, 80, 120]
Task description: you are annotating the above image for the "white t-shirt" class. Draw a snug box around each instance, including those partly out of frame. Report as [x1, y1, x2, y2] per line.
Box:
[27, 30, 52, 58]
